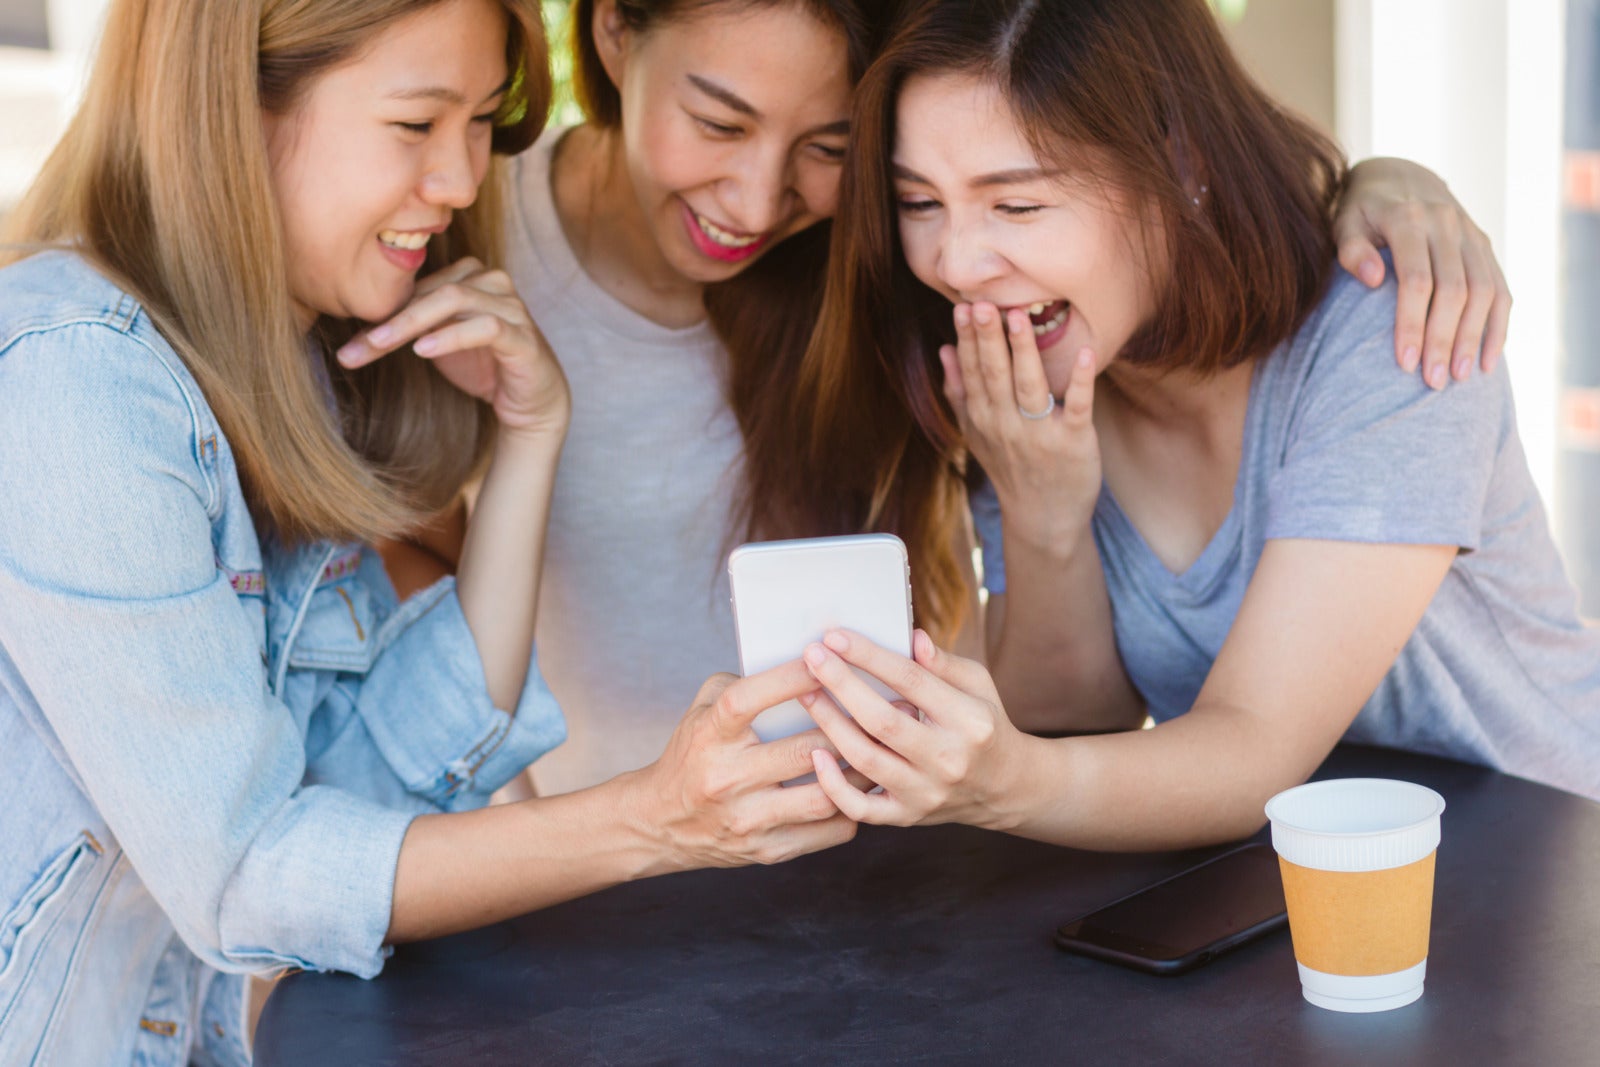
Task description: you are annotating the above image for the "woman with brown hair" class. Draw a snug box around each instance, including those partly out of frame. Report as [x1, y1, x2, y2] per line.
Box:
[789, 0, 1600, 845]
[0, 1, 852, 1061]
[419, 0, 1516, 804]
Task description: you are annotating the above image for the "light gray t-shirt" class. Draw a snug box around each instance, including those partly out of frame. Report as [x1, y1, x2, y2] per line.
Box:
[972, 266, 1600, 801]
[506, 127, 745, 794]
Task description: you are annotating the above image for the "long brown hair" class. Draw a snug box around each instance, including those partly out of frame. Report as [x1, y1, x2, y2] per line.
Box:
[561, 0, 973, 632]
[793, 0, 1348, 635]
[2, 0, 550, 545]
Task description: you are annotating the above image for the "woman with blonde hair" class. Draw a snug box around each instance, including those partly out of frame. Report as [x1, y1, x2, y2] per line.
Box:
[0, 1, 852, 1061]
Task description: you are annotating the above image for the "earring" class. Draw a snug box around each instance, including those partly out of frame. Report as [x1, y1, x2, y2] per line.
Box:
[1191, 184, 1209, 207]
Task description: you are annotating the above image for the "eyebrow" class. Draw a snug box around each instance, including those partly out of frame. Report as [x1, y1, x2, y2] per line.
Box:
[687, 74, 759, 118]
[686, 74, 849, 140]
[386, 77, 513, 107]
[893, 163, 1060, 188]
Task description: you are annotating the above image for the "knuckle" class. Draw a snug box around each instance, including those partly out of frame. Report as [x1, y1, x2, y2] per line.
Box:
[711, 688, 745, 724]
[969, 715, 996, 749]
[1398, 270, 1434, 296]
[754, 841, 790, 866]
[892, 660, 924, 697]
[931, 748, 967, 784]
[1426, 203, 1461, 233]
[1433, 279, 1467, 306]
[1394, 202, 1428, 227]
[806, 791, 837, 821]
[849, 746, 884, 779]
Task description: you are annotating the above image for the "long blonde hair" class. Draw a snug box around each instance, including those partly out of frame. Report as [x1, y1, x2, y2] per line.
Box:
[1, 0, 550, 543]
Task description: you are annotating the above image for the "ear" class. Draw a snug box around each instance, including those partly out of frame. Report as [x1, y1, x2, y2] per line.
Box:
[591, 0, 630, 91]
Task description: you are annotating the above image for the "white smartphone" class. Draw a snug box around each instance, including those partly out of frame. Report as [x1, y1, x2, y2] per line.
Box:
[728, 533, 914, 742]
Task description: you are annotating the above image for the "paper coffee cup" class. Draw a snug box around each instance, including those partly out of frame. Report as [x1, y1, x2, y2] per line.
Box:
[1264, 778, 1445, 1013]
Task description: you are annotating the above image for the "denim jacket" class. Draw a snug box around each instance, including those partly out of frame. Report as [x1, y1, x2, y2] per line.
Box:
[0, 251, 567, 1066]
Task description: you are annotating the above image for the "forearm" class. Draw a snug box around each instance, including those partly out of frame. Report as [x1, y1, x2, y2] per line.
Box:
[988, 525, 1142, 733]
[389, 769, 663, 942]
[998, 703, 1319, 851]
[454, 426, 563, 711]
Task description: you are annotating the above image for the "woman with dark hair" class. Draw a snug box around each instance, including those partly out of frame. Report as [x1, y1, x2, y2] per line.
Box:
[377, 0, 1518, 812]
[789, 0, 1599, 847]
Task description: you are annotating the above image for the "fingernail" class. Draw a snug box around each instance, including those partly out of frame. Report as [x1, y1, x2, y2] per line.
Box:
[822, 630, 849, 653]
[914, 630, 933, 659]
[954, 304, 970, 326]
[1363, 259, 1383, 285]
[1402, 345, 1419, 372]
[804, 644, 827, 667]
[1077, 348, 1094, 370]
[973, 304, 993, 326]
[335, 341, 363, 366]
[1008, 309, 1027, 334]
[413, 335, 437, 355]
[1453, 357, 1469, 380]
[1428, 365, 1447, 390]
[367, 324, 394, 346]
[798, 691, 815, 708]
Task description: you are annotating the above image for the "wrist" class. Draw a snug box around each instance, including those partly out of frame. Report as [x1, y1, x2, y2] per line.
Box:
[976, 732, 1046, 834]
[1002, 511, 1096, 568]
[611, 764, 686, 880]
[494, 418, 567, 455]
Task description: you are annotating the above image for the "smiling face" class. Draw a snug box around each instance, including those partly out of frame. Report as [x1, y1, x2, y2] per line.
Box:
[601, 1, 852, 283]
[893, 72, 1164, 390]
[263, 0, 510, 328]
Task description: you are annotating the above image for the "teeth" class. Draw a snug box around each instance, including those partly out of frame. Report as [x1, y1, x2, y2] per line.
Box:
[694, 211, 761, 249]
[1028, 302, 1047, 315]
[1031, 305, 1068, 337]
[379, 229, 431, 251]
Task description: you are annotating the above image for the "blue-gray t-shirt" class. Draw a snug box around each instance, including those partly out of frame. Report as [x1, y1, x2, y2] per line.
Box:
[971, 266, 1600, 801]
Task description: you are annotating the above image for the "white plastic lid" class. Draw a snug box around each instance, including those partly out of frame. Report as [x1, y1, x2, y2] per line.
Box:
[1265, 778, 1445, 873]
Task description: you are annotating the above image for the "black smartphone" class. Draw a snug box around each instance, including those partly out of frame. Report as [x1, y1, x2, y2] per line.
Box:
[1054, 843, 1288, 976]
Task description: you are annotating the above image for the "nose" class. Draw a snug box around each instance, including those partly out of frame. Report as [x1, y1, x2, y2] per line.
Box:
[716, 144, 796, 235]
[935, 219, 1008, 297]
[419, 134, 482, 210]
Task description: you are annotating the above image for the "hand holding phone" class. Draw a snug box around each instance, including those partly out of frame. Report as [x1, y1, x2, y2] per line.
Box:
[728, 535, 913, 742]
[1054, 843, 1288, 976]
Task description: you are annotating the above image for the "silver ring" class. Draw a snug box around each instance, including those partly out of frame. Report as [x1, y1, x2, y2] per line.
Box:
[1018, 393, 1056, 420]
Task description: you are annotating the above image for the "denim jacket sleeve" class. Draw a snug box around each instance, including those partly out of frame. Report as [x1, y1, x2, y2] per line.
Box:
[0, 319, 461, 979]
[348, 572, 567, 810]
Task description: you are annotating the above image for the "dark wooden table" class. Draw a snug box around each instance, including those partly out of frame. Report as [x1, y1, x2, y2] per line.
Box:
[256, 745, 1600, 1065]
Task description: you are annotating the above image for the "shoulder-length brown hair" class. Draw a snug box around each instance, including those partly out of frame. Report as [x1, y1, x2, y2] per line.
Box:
[2, 0, 550, 545]
[790, 0, 1349, 636]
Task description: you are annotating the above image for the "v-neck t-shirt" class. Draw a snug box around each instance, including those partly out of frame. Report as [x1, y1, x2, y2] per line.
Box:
[970, 265, 1600, 801]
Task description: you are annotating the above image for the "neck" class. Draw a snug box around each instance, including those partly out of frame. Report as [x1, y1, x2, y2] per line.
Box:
[1099, 356, 1253, 435]
[552, 125, 708, 328]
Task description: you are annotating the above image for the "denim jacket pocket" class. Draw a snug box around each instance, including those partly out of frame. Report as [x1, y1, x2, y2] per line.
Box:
[0, 831, 104, 1050]
[0, 832, 101, 984]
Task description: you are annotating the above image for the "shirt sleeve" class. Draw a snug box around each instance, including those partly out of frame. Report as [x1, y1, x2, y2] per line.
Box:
[1265, 274, 1510, 551]
[353, 574, 566, 811]
[967, 474, 1009, 595]
[0, 326, 406, 978]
